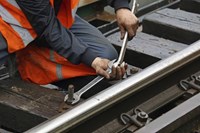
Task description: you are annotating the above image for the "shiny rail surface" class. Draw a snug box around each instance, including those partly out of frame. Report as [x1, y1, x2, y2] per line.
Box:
[26, 40, 200, 133]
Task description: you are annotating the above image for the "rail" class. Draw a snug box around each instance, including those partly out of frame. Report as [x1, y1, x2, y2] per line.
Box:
[26, 40, 200, 133]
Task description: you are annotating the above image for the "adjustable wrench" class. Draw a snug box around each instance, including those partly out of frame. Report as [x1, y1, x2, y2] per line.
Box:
[64, 0, 137, 105]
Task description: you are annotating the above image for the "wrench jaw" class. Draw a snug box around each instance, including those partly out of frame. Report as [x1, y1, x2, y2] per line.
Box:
[109, 59, 126, 72]
[63, 60, 116, 105]
[64, 95, 70, 104]
[64, 93, 80, 105]
[71, 94, 80, 105]
[108, 59, 116, 69]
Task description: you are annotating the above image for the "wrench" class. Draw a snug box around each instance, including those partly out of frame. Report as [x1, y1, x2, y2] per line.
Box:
[64, 0, 137, 105]
[113, 0, 137, 67]
[64, 60, 115, 105]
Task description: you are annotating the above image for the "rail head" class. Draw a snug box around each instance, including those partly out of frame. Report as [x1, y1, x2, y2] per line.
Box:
[25, 40, 200, 133]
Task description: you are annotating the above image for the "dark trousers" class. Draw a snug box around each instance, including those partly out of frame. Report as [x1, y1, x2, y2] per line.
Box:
[0, 33, 18, 78]
[70, 15, 118, 61]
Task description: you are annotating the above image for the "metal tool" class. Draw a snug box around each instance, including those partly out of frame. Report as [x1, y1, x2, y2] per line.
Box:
[113, 0, 137, 67]
[64, 0, 137, 105]
[64, 59, 115, 105]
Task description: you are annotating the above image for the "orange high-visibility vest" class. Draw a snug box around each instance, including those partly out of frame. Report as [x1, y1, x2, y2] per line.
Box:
[0, 0, 96, 85]
[16, 44, 96, 84]
[0, 0, 37, 53]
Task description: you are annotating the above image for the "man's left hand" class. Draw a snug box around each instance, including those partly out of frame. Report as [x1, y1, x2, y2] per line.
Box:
[91, 57, 127, 80]
[116, 8, 139, 40]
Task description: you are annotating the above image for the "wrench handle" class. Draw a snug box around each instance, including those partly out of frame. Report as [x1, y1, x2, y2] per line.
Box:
[76, 59, 116, 96]
[114, 0, 137, 67]
[114, 32, 128, 67]
[77, 76, 104, 96]
[131, 0, 137, 14]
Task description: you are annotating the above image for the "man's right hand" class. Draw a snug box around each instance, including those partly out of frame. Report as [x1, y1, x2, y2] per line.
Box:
[91, 57, 127, 80]
[116, 8, 139, 40]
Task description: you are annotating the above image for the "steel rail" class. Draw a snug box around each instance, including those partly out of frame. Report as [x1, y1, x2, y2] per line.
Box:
[26, 40, 200, 133]
[135, 92, 200, 133]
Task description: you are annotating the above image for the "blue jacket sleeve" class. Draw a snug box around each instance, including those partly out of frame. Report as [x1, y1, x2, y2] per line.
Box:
[16, 0, 97, 66]
[107, 0, 130, 11]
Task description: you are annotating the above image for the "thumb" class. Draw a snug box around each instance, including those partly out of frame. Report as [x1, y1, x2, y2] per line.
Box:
[96, 66, 110, 79]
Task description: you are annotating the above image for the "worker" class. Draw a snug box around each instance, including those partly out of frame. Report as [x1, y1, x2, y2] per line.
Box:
[0, 0, 138, 86]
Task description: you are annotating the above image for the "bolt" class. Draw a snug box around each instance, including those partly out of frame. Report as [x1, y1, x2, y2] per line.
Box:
[130, 67, 141, 75]
[140, 111, 147, 117]
[137, 111, 148, 122]
[66, 84, 74, 104]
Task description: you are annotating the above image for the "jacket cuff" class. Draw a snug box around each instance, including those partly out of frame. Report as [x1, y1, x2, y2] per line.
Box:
[81, 48, 97, 66]
[113, 0, 130, 11]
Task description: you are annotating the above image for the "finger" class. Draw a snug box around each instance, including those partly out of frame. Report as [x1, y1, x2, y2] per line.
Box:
[128, 18, 139, 40]
[121, 67, 126, 78]
[121, 62, 128, 70]
[119, 25, 126, 40]
[136, 18, 140, 27]
[116, 66, 122, 79]
[124, 63, 128, 70]
[110, 66, 117, 79]
[126, 25, 135, 40]
[133, 24, 139, 37]
[120, 64, 126, 76]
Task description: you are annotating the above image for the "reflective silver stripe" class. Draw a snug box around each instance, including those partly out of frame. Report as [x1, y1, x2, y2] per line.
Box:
[50, 50, 55, 62]
[72, 1, 79, 19]
[49, 50, 63, 80]
[56, 64, 63, 80]
[72, 7, 78, 19]
[0, 4, 20, 26]
[7, 0, 20, 9]
[0, 4, 34, 46]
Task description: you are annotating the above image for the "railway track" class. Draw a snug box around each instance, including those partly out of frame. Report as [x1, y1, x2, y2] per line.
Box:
[0, 0, 200, 132]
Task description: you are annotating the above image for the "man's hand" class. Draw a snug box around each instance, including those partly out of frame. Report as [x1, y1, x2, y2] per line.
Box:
[116, 8, 139, 40]
[91, 57, 127, 79]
